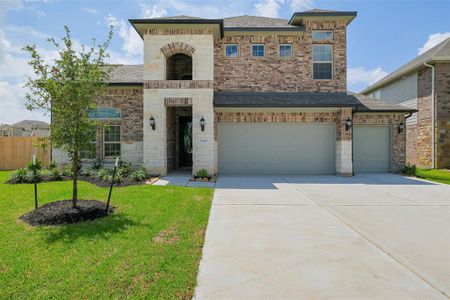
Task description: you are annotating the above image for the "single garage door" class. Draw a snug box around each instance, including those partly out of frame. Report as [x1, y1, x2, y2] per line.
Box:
[218, 122, 336, 174]
[354, 125, 391, 173]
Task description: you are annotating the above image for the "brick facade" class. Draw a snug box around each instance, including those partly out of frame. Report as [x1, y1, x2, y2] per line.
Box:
[435, 63, 450, 168]
[214, 20, 347, 93]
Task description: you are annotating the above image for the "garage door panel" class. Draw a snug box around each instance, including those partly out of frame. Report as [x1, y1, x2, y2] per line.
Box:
[218, 123, 336, 174]
[354, 126, 391, 173]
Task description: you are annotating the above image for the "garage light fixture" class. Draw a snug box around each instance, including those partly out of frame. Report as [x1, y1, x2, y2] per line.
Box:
[149, 116, 156, 131]
[345, 118, 352, 131]
[398, 122, 405, 134]
[200, 116, 206, 132]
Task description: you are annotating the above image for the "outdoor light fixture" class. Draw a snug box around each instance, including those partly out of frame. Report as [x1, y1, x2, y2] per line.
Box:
[200, 116, 206, 132]
[345, 118, 353, 131]
[149, 116, 156, 131]
[398, 122, 405, 134]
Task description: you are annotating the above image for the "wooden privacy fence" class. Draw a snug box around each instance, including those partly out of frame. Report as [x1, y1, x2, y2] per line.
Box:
[0, 137, 51, 170]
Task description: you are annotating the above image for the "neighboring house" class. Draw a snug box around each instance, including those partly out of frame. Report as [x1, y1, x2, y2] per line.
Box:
[53, 9, 414, 176]
[362, 38, 450, 169]
[0, 120, 50, 137]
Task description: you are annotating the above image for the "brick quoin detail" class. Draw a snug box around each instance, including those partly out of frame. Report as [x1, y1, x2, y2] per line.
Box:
[164, 98, 192, 106]
[160, 42, 196, 58]
[144, 80, 213, 89]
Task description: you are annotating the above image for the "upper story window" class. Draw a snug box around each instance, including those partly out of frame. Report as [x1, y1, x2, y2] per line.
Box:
[313, 44, 333, 80]
[312, 30, 333, 41]
[252, 44, 265, 57]
[166, 53, 192, 80]
[88, 107, 121, 119]
[225, 44, 238, 58]
[279, 44, 292, 58]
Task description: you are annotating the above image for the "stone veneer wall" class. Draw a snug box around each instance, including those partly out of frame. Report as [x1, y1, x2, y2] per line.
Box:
[435, 63, 450, 168]
[406, 124, 418, 166]
[354, 113, 406, 173]
[416, 67, 433, 168]
[214, 20, 347, 92]
[94, 87, 144, 164]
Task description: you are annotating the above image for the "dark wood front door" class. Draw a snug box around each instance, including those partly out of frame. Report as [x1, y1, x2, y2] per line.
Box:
[179, 117, 192, 167]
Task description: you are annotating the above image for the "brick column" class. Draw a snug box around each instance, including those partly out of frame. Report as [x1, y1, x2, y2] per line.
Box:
[336, 107, 353, 176]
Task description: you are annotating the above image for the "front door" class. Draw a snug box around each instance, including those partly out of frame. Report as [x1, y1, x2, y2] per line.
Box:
[179, 117, 193, 167]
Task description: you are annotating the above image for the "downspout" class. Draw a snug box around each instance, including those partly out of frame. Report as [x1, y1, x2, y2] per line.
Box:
[423, 62, 435, 169]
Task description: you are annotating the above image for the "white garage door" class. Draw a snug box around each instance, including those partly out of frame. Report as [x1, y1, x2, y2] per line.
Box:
[217, 122, 336, 174]
[354, 125, 391, 173]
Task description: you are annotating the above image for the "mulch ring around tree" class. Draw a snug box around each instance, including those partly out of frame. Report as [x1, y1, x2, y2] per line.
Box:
[20, 200, 113, 226]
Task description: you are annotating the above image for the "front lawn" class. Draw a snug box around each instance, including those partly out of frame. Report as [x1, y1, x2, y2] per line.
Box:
[0, 171, 213, 299]
[416, 168, 450, 185]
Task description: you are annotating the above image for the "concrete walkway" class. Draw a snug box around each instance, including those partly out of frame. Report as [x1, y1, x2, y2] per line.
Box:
[194, 174, 450, 299]
[153, 170, 215, 188]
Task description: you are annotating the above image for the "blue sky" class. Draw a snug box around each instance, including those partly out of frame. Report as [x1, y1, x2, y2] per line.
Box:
[1, 0, 449, 124]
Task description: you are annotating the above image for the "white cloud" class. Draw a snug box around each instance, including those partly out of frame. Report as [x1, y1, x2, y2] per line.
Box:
[254, 0, 284, 18]
[105, 14, 143, 58]
[139, 3, 167, 18]
[290, 0, 313, 11]
[347, 67, 388, 86]
[82, 7, 98, 15]
[418, 32, 450, 55]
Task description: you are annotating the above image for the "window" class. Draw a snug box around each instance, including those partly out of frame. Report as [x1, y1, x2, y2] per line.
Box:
[166, 53, 192, 80]
[279, 44, 292, 58]
[312, 30, 333, 41]
[225, 44, 238, 57]
[88, 107, 121, 119]
[252, 44, 265, 57]
[104, 125, 121, 159]
[313, 44, 333, 79]
[80, 129, 96, 160]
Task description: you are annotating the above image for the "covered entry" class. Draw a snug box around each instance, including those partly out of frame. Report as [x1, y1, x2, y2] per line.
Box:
[217, 122, 336, 174]
[354, 125, 391, 173]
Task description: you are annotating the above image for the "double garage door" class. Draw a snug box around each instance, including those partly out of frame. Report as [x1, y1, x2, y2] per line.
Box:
[218, 123, 336, 174]
[217, 123, 392, 174]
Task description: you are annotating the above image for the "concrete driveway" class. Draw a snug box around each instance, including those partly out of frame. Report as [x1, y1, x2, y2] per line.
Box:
[194, 174, 450, 299]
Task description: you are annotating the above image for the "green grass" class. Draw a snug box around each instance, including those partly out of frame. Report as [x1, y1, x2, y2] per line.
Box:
[0, 171, 214, 299]
[415, 168, 450, 185]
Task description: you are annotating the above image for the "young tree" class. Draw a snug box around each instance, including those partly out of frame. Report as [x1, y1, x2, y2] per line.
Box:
[23, 26, 113, 208]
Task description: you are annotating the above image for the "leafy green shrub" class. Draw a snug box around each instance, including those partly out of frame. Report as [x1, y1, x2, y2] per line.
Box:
[25, 170, 41, 183]
[62, 165, 74, 177]
[9, 168, 29, 183]
[96, 168, 109, 181]
[27, 159, 42, 171]
[403, 164, 417, 176]
[83, 168, 98, 178]
[118, 160, 133, 176]
[92, 159, 103, 170]
[48, 161, 58, 170]
[130, 167, 149, 181]
[48, 168, 62, 181]
[195, 169, 209, 178]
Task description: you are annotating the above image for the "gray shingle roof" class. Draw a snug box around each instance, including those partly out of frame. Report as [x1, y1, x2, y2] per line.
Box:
[223, 15, 295, 29]
[107, 65, 143, 85]
[11, 120, 49, 130]
[214, 91, 415, 112]
[361, 37, 450, 94]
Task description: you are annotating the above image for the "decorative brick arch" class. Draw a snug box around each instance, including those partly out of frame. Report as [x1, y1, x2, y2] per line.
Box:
[160, 42, 196, 58]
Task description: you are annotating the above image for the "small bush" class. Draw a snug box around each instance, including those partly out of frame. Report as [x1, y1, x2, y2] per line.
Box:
[118, 160, 133, 176]
[27, 159, 42, 171]
[195, 169, 209, 178]
[25, 170, 41, 183]
[48, 161, 58, 170]
[130, 167, 149, 181]
[48, 168, 62, 181]
[83, 168, 98, 178]
[96, 168, 109, 181]
[92, 159, 103, 170]
[62, 165, 74, 177]
[403, 164, 417, 176]
[10, 168, 29, 183]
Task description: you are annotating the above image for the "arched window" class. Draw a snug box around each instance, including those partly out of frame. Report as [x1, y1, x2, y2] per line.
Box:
[88, 107, 121, 119]
[166, 53, 192, 80]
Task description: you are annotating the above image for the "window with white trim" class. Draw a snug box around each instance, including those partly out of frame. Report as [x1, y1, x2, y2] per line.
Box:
[313, 44, 333, 80]
[279, 44, 292, 58]
[251, 44, 265, 57]
[225, 44, 238, 57]
[104, 125, 121, 159]
[312, 30, 333, 41]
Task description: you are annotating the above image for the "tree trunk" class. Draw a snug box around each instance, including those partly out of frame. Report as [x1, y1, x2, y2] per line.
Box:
[72, 154, 78, 208]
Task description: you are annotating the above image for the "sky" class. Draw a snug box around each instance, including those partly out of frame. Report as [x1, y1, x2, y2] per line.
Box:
[1, 0, 449, 124]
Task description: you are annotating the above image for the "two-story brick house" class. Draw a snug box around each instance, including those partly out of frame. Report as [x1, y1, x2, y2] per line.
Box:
[362, 38, 450, 169]
[53, 9, 414, 176]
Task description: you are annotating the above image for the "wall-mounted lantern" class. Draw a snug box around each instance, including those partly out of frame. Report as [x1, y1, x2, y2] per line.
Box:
[149, 116, 156, 131]
[345, 118, 353, 131]
[200, 116, 206, 132]
[398, 122, 405, 134]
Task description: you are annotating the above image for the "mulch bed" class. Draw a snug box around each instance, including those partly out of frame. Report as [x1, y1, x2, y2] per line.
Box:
[19, 200, 113, 226]
[7, 176, 158, 187]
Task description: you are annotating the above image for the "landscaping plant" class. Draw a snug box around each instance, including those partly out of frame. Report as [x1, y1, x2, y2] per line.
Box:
[23, 26, 113, 208]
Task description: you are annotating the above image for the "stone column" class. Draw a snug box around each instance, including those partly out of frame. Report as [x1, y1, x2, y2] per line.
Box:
[336, 107, 353, 175]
